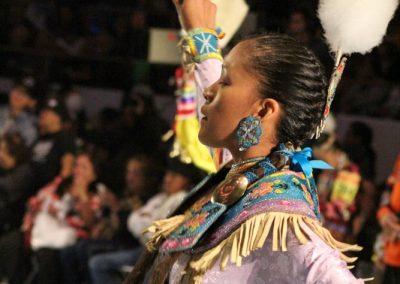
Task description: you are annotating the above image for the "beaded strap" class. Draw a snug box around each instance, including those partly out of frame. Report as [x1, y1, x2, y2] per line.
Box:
[179, 27, 224, 72]
[187, 28, 223, 62]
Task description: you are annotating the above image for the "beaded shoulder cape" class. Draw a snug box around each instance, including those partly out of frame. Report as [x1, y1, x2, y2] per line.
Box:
[145, 146, 361, 283]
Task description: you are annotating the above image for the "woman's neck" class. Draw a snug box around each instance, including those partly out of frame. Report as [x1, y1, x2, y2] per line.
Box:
[229, 143, 275, 164]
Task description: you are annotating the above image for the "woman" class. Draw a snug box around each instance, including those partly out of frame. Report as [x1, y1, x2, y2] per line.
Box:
[126, 1, 365, 283]
[62, 154, 160, 284]
[24, 153, 103, 284]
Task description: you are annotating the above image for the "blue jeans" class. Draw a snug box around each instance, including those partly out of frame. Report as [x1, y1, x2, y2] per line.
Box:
[60, 239, 125, 284]
[89, 247, 143, 284]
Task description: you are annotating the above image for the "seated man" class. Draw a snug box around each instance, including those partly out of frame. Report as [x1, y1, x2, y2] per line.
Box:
[0, 77, 38, 146]
[89, 158, 205, 284]
[30, 98, 75, 191]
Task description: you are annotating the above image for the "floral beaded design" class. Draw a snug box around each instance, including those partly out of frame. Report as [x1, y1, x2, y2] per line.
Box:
[236, 116, 262, 151]
[160, 201, 226, 253]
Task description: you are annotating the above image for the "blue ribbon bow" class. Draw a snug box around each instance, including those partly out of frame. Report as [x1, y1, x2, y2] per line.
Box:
[290, 147, 333, 178]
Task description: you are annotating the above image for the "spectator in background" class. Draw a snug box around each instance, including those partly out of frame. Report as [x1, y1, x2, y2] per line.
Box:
[120, 85, 169, 158]
[285, 9, 333, 75]
[377, 154, 400, 284]
[89, 158, 206, 284]
[0, 133, 33, 284]
[104, 85, 168, 194]
[343, 121, 376, 180]
[127, 9, 149, 59]
[0, 77, 38, 146]
[60, 154, 161, 284]
[30, 98, 75, 190]
[85, 107, 124, 191]
[54, 6, 85, 56]
[0, 132, 33, 235]
[313, 134, 364, 242]
[24, 153, 104, 284]
[339, 57, 391, 117]
[7, 22, 35, 48]
[63, 86, 87, 137]
[313, 129, 378, 278]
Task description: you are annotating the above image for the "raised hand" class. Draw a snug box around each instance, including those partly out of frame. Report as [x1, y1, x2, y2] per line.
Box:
[172, 0, 217, 31]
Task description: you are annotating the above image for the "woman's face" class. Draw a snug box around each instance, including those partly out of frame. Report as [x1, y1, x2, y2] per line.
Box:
[9, 87, 32, 111]
[39, 109, 61, 133]
[199, 42, 261, 150]
[73, 155, 96, 184]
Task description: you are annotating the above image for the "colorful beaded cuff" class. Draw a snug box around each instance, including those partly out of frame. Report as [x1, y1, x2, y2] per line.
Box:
[181, 28, 224, 69]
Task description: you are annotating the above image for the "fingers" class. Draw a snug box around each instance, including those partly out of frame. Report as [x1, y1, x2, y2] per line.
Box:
[207, 2, 217, 29]
[172, 0, 183, 8]
[179, 0, 218, 30]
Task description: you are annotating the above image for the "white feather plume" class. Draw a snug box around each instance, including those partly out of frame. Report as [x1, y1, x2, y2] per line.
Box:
[318, 0, 399, 55]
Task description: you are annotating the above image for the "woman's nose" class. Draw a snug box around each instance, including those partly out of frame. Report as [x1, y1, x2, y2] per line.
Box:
[203, 81, 218, 102]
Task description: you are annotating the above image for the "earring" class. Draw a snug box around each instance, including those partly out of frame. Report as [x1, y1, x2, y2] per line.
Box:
[236, 116, 262, 151]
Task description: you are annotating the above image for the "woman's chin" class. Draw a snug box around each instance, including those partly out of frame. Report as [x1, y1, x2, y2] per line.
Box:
[198, 128, 214, 147]
[199, 131, 223, 149]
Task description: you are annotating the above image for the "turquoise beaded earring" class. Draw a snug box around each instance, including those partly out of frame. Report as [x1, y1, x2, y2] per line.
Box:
[236, 116, 262, 151]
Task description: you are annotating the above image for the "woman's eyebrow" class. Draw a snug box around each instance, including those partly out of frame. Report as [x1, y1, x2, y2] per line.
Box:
[221, 64, 229, 77]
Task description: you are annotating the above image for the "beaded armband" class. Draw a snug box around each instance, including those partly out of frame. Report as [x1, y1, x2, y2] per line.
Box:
[179, 27, 224, 73]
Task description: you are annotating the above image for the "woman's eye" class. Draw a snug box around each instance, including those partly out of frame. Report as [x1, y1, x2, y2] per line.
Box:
[219, 80, 229, 86]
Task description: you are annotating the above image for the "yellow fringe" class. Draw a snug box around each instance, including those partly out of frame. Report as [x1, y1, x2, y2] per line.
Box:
[144, 214, 186, 251]
[181, 212, 362, 284]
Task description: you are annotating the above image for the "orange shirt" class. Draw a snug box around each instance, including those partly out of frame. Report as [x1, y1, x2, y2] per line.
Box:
[378, 154, 400, 267]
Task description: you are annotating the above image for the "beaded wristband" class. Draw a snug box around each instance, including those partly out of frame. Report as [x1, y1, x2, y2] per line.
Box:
[187, 28, 223, 62]
[179, 27, 223, 71]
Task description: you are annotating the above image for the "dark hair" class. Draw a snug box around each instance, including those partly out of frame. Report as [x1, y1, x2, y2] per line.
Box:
[242, 34, 327, 147]
[127, 154, 162, 197]
[0, 132, 29, 165]
[76, 152, 102, 178]
[167, 157, 207, 186]
[349, 121, 373, 145]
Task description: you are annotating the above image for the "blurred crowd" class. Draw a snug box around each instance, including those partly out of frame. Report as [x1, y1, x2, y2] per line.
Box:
[0, 75, 212, 284]
[309, 116, 400, 283]
[0, 72, 398, 284]
[1, 1, 400, 117]
[0, 0, 179, 58]
[0, 1, 399, 284]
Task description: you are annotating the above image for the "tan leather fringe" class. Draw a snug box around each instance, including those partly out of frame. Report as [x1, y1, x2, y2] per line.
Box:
[148, 252, 181, 284]
[144, 214, 186, 251]
[302, 217, 362, 262]
[180, 212, 362, 284]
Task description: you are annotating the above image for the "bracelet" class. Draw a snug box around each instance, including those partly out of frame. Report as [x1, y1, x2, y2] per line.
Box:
[187, 28, 223, 62]
[179, 27, 223, 72]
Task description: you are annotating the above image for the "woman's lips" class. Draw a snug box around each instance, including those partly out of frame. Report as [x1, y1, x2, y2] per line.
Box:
[200, 116, 208, 124]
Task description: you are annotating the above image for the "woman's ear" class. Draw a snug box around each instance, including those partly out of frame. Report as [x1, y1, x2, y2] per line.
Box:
[255, 98, 281, 120]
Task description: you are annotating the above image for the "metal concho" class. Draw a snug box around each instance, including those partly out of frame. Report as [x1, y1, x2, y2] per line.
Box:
[211, 174, 249, 206]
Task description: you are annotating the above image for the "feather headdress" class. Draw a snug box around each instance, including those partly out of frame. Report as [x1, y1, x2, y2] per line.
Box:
[314, 0, 399, 138]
